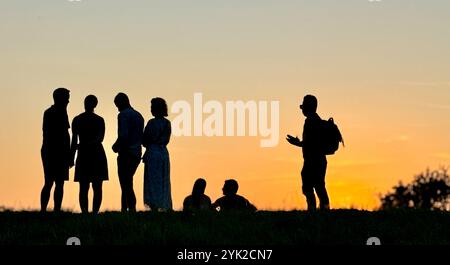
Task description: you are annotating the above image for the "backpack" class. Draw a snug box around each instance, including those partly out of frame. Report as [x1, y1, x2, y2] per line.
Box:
[321, 118, 344, 155]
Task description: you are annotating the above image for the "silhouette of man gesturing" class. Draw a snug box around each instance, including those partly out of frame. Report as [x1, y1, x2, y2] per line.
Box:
[287, 95, 330, 211]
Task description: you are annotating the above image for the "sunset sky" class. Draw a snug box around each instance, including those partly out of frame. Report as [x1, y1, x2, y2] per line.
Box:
[1, 0, 450, 212]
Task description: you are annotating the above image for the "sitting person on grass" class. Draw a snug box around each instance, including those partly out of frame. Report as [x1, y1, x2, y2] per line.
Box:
[212, 179, 257, 212]
[183, 178, 212, 213]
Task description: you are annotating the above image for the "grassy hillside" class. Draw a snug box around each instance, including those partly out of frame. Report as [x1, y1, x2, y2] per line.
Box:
[1, 210, 449, 245]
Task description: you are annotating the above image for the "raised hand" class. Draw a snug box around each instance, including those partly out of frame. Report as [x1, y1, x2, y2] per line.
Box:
[286, 134, 301, 147]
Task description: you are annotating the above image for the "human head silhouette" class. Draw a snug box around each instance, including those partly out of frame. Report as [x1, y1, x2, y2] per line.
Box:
[151, 97, 168, 118]
[222, 179, 239, 196]
[300, 94, 318, 117]
[53, 88, 70, 108]
[114, 92, 131, 112]
[192, 178, 207, 196]
[84, 95, 98, 113]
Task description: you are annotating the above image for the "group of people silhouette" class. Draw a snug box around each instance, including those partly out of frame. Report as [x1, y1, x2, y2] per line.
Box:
[40, 88, 333, 213]
[40, 88, 257, 213]
[183, 178, 257, 213]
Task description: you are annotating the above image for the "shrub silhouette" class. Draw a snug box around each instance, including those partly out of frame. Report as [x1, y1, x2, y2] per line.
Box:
[380, 168, 450, 211]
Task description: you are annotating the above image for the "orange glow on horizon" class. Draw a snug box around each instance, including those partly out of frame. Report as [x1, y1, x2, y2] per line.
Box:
[1, 1, 450, 212]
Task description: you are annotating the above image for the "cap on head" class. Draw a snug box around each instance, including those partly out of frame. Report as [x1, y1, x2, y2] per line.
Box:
[300, 94, 318, 112]
[53, 88, 70, 105]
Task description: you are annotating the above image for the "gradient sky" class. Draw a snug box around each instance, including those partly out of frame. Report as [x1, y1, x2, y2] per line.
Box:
[1, 0, 450, 211]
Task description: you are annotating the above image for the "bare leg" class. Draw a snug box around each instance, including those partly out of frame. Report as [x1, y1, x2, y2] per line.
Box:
[54, 181, 64, 212]
[92, 181, 103, 214]
[316, 184, 330, 210]
[79, 181, 90, 213]
[40, 180, 54, 212]
[305, 192, 317, 211]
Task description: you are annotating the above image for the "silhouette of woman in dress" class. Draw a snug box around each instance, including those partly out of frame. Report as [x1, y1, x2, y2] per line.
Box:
[71, 95, 108, 214]
[142, 97, 172, 211]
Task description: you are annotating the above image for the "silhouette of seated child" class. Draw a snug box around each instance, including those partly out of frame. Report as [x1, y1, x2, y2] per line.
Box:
[212, 179, 257, 212]
[183, 178, 212, 212]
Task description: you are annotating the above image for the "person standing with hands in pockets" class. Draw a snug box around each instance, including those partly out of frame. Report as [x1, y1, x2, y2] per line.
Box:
[112, 93, 144, 212]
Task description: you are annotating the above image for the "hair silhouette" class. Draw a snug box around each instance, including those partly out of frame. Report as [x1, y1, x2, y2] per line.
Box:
[52, 88, 70, 106]
[84, 95, 98, 112]
[192, 178, 207, 196]
[114, 92, 131, 111]
[223, 179, 239, 196]
[151, 97, 169, 118]
[183, 178, 211, 213]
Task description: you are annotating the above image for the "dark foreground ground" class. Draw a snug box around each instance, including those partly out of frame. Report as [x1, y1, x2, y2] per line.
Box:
[1, 210, 449, 245]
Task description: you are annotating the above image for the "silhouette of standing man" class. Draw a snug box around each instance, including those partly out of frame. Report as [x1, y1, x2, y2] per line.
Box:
[113, 93, 144, 212]
[287, 95, 330, 211]
[40, 88, 72, 212]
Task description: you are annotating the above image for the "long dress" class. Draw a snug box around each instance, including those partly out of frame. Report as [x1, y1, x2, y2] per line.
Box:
[71, 112, 108, 183]
[142, 117, 172, 210]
